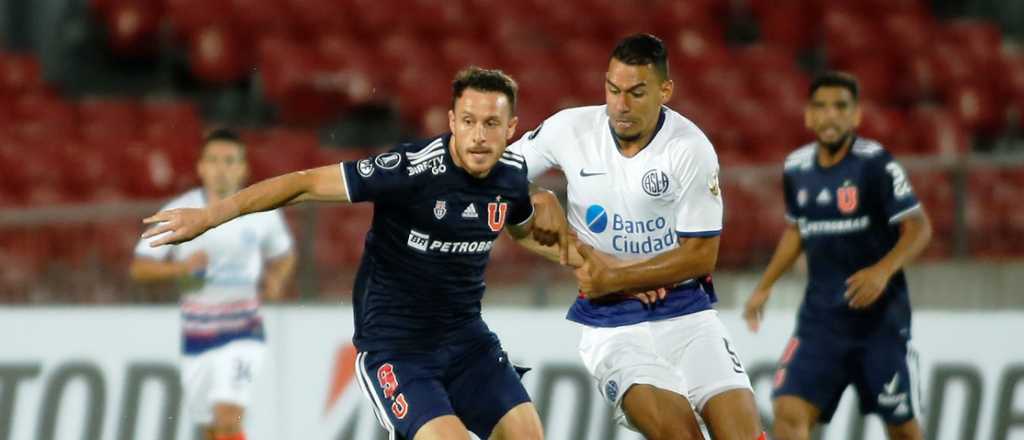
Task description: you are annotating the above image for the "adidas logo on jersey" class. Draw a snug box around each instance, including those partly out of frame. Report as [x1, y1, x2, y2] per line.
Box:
[816, 188, 832, 205]
[462, 204, 479, 219]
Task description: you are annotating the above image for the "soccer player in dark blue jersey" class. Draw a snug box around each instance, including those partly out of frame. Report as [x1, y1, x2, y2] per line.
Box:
[744, 72, 932, 440]
[142, 67, 548, 440]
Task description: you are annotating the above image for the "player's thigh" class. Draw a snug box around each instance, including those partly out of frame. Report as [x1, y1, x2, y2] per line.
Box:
[356, 351, 454, 440]
[771, 333, 851, 424]
[853, 338, 923, 427]
[701, 388, 763, 440]
[208, 339, 266, 409]
[447, 336, 536, 439]
[620, 384, 703, 440]
[181, 351, 216, 425]
[655, 311, 753, 413]
[489, 402, 543, 440]
[578, 324, 691, 432]
[414, 415, 471, 440]
[211, 403, 244, 431]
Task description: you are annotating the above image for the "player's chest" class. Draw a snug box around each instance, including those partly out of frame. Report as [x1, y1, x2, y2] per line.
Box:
[792, 169, 869, 219]
[566, 146, 678, 208]
[405, 188, 515, 237]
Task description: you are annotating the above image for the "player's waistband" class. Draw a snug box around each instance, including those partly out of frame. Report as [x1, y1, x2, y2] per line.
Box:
[576, 277, 700, 300]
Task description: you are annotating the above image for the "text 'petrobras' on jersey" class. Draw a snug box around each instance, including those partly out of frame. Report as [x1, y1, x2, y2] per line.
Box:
[796, 215, 871, 237]
[406, 229, 494, 254]
[585, 204, 674, 254]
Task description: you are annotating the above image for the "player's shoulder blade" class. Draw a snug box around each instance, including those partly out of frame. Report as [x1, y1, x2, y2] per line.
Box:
[784, 143, 816, 172]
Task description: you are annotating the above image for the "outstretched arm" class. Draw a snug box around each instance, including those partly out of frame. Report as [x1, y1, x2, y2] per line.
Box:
[744, 224, 803, 332]
[143, 164, 348, 246]
[507, 188, 583, 267]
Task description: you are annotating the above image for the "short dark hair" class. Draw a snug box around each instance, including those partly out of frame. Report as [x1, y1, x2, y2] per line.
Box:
[809, 71, 860, 101]
[611, 33, 669, 80]
[202, 127, 246, 157]
[451, 67, 518, 115]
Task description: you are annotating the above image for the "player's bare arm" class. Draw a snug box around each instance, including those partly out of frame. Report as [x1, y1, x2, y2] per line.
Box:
[142, 164, 348, 246]
[575, 235, 718, 299]
[845, 210, 932, 309]
[508, 188, 584, 267]
[129, 251, 208, 282]
[260, 252, 297, 301]
[745, 223, 804, 332]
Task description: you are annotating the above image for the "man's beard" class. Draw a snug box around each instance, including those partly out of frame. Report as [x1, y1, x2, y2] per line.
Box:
[821, 131, 853, 154]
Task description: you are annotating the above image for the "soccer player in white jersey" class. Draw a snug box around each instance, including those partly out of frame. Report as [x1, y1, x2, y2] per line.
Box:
[130, 128, 296, 440]
[509, 34, 764, 439]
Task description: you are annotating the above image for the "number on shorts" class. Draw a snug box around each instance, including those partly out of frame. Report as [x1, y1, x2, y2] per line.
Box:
[377, 363, 399, 400]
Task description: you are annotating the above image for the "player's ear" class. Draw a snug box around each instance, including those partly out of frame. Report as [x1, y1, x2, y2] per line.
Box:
[448, 109, 456, 133]
[660, 79, 674, 104]
[505, 115, 518, 141]
[852, 102, 863, 128]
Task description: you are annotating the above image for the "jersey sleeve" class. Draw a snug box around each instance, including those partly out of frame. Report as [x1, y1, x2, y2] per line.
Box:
[672, 136, 724, 237]
[782, 173, 799, 223]
[506, 178, 535, 227]
[507, 115, 565, 180]
[340, 149, 415, 204]
[261, 210, 294, 259]
[869, 154, 922, 224]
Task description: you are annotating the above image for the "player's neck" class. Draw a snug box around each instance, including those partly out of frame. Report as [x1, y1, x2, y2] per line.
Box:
[816, 136, 854, 168]
[616, 132, 653, 158]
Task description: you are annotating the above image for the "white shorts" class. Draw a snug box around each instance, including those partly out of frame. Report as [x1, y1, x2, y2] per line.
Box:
[181, 339, 266, 425]
[578, 310, 752, 430]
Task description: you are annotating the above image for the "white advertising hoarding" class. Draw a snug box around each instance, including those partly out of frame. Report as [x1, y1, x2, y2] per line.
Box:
[2, 307, 1023, 440]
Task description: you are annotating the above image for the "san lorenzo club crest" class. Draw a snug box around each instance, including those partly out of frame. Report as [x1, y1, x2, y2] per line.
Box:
[433, 200, 447, 219]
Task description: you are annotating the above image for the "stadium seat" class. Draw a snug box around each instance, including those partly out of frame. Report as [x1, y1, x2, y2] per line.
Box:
[909, 105, 969, 156]
[79, 98, 142, 144]
[858, 103, 912, 154]
[186, 25, 247, 84]
[100, 0, 162, 56]
[231, 0, 294, 37]
[0, 52, 45, 96]
[13, 94, 79, 141]
[750, 0, 816, 53]
[164, 0, 231, 39]
[945, 82, 1003, 137]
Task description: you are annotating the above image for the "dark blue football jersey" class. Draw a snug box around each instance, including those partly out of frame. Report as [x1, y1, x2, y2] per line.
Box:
[340, 134, 533, 352]
[782, 137, 921, 338]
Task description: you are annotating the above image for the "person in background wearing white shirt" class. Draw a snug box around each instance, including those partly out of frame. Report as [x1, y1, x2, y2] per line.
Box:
[130, 128, 296, 440]
[512, 34, 764, 440]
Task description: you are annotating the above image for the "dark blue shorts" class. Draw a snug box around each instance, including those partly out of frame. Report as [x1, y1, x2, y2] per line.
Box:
[355, 333, 531, 439]
[772, 330, 921, 425]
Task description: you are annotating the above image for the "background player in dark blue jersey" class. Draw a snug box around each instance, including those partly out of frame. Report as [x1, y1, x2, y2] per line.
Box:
[141, 67, 550, 440]
[744, 72, 933, 440]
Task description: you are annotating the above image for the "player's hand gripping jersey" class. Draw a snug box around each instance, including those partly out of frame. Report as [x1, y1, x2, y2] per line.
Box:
[340, 134, 533, 351]
[509, 106, 722, 326]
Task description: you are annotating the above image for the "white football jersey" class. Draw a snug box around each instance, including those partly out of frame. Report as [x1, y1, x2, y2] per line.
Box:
[135, 188, 294, 301]
[508, 105, 723, 261]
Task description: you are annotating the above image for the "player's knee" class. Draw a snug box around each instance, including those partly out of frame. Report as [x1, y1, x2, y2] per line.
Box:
[886, 419, 923, 440]
[211, 403, 244, 433]
[771, 416, 810, 440]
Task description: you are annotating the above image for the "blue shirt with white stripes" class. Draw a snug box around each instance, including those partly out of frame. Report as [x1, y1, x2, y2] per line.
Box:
[783, 137, 921, 338]
[341, 134, 533, 352]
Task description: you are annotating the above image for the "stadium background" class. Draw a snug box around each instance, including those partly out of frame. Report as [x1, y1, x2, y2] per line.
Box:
[1, 0, 1023, 439]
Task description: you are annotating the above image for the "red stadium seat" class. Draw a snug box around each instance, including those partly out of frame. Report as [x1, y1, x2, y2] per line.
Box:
[78, 98, 142, 144]
[857, 103, 912, 154]
[187, 25, 247, 84]
[751, 0, 817, 53]
[231, 0, 294, 37]
[13, 94, 79, 141]
[409, 0, 479, 38]
[440, 37, 503, 78]
[0, 53, 45, 96]
[883, 13, 936, 61]
[944, 82, 1004, 137]
[823, 9, 882, 63]
[164, 0, 231, 39]
[101, 0, 162, 56]
[909, 105, 969, 156]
